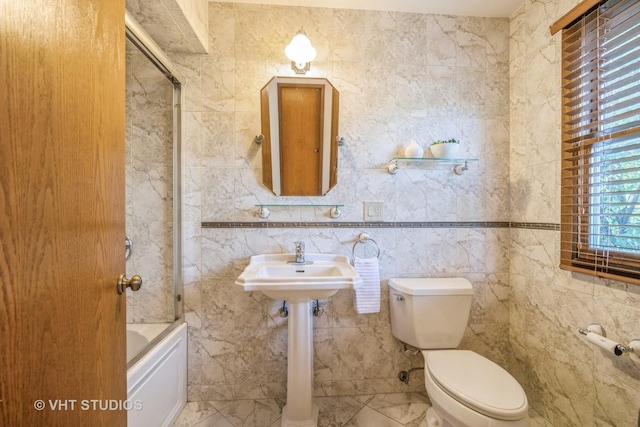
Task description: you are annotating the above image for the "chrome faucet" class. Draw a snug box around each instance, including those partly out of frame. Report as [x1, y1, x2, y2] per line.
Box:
[294, 241, 305, 263]
[287, 241, 313, 264]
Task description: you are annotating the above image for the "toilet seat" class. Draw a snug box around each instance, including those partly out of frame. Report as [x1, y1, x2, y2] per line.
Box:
[425, 350, 528, 421]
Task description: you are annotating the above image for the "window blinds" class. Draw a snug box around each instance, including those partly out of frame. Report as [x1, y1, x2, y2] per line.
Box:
[560, 0, 640, 283]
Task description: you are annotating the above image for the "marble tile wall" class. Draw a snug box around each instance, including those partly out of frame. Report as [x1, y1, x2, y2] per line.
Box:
[125, 39, 176, 324]
[124, 0, 640, 423]
[171, 3, 513, 402]
[509, 1, 640, 425]
[127, 0, 209, 53]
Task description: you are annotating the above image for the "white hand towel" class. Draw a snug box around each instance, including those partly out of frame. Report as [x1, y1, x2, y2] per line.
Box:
[353, 256, 380, 314]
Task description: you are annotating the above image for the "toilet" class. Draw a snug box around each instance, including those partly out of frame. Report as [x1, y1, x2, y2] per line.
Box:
[389, 278, 529, 427]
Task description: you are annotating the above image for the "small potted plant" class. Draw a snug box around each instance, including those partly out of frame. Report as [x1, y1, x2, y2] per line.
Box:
[430, 138, 460, 158]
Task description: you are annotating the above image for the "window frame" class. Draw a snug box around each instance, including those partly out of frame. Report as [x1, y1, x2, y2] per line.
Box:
[558, 0, 640, 284]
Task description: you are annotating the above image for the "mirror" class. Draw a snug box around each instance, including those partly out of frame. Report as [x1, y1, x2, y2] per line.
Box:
[260, 77, 339, 196]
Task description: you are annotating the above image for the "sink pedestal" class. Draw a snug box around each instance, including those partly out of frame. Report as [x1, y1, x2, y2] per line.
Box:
[281, 300, 318, 427]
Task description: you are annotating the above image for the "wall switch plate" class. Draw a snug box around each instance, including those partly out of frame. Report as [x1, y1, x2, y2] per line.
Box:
[364, 201, 384, 221]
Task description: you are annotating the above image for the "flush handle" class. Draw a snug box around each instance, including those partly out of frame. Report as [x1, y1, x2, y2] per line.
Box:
[393, 293, 405, 302]
[117, 274, 142, 295]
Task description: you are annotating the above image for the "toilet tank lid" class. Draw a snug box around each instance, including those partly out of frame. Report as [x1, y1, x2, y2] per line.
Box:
[388, 278, 473, 295]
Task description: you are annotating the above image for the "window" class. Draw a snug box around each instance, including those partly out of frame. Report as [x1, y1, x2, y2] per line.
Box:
[558, 0, 640, 283]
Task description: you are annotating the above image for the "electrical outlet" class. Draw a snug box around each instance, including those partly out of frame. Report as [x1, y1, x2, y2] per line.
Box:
[364, 201, 384, 221]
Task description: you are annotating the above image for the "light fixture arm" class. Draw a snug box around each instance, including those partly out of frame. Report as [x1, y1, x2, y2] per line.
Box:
[290, 61, 311, 74]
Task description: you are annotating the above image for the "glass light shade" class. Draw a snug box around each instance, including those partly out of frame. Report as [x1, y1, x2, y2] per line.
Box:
[285, 29, 317, 65]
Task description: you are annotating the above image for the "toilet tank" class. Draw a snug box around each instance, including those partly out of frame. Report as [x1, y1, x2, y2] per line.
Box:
[389, 278, 473, 349]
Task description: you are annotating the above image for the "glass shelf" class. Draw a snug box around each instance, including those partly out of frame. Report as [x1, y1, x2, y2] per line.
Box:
[387, 157, 478, 175]
[255, 204, 344, 219]
[255, 204, 344, 207]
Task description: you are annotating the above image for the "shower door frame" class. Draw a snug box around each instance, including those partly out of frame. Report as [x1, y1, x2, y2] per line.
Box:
[124, 11, 185, 368]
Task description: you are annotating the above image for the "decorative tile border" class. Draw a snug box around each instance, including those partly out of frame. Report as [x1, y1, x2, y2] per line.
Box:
[201, 221, 560, 230]
[509, 222, 560, 231]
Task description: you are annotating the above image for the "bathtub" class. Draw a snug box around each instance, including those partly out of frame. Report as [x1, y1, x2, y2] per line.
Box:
[126, 322, 187, 427]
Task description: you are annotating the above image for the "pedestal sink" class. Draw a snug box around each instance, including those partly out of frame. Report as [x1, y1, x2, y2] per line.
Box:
[236, 253, 362, 427]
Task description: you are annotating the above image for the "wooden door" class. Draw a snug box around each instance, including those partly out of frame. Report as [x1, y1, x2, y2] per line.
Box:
[278, 85, 324, 196]
[0, 0, 127, 426]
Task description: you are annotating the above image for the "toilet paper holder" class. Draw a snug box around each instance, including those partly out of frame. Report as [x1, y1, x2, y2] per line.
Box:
[578, 323, 640, 356]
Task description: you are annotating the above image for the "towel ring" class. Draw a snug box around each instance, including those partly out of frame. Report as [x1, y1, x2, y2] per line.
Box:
[352, 232, 380, 259]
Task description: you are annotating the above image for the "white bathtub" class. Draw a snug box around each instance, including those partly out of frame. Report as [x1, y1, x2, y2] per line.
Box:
[126, 322, 187, 427]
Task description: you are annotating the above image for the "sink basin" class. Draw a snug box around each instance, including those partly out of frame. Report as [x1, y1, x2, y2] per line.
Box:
[235, 253, 362, 301]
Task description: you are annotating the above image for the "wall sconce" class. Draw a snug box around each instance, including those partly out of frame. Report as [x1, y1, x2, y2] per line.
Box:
[285, 28, 316, 74]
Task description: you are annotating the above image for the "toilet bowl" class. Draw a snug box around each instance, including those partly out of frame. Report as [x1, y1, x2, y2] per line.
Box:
[389, 278, 529, 427]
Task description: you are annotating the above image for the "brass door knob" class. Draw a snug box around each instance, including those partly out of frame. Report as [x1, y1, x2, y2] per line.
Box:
[117, 274, 142, 295]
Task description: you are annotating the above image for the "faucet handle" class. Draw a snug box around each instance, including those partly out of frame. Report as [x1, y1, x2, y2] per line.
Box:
[294, 241, 305, 250]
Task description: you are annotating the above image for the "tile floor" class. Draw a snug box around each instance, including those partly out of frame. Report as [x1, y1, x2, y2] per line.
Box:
[173, 393, 551, 427]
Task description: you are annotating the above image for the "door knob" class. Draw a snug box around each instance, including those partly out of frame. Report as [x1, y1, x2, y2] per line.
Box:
[117, 274, 142, 295]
